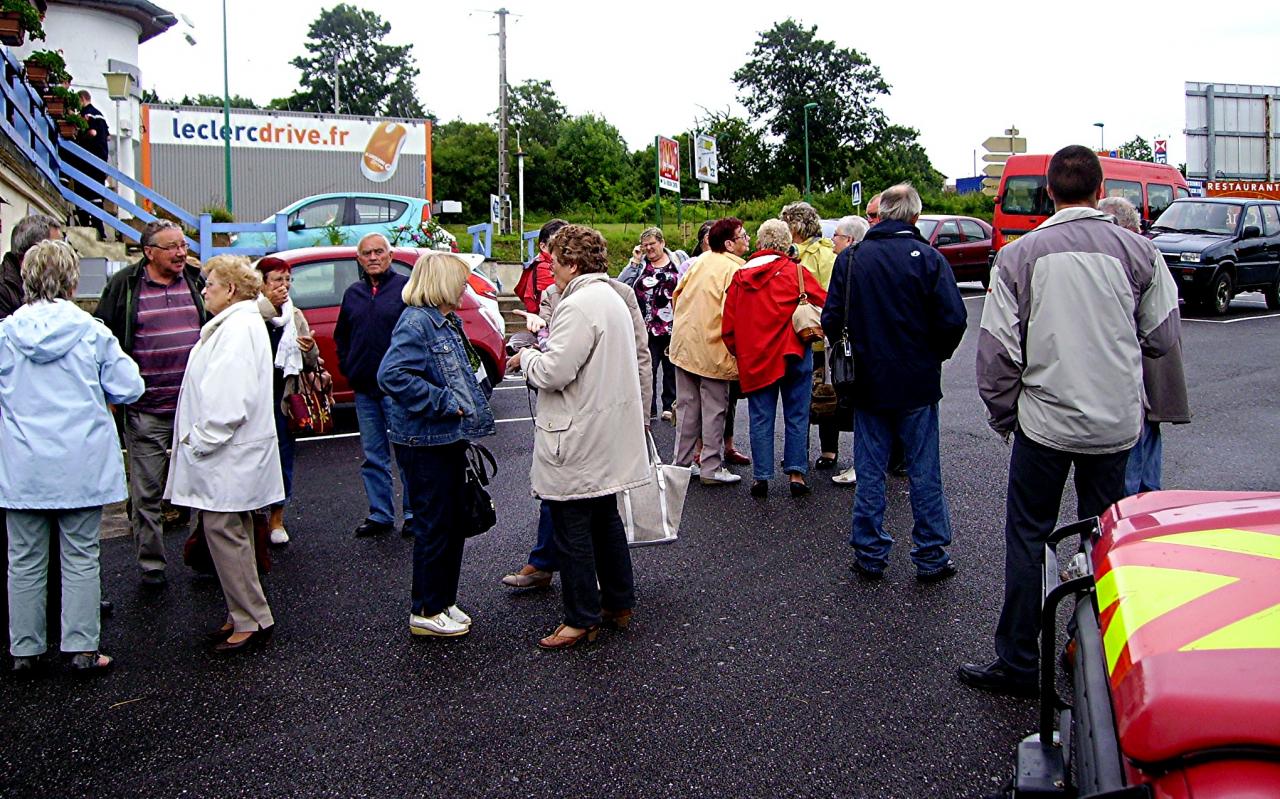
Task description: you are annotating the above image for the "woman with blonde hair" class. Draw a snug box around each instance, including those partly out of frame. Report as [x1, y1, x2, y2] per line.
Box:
[165, 255, 283, 655]
[780, 201, 835, 289]
[0, 240, 144, 676]
[377, 252, 495, 638]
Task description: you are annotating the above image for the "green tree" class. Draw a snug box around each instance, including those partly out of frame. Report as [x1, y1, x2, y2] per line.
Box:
[699, 109, 779, 201]
[178, 93, 261, 109]
[432, 120, 498, 218]
[850, 125, 945, 197]
[1118, 135, 1154, 162]
[733, 19, 889, 192]
[277, 4, 427, 118]
[508, 79, 567, 148]
[551, 114, 636, 213]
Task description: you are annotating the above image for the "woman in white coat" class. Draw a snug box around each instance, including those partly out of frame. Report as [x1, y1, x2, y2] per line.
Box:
[165, 256, 284, 655]
[508, 225, 650, 649]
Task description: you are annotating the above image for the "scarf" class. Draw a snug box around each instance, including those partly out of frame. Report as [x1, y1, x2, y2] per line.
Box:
[270, 299, 304, 377]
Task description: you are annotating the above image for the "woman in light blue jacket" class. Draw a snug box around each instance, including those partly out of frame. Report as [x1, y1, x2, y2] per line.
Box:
[0, 240, 144, 677]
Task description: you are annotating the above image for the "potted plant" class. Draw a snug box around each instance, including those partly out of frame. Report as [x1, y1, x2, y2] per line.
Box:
[56, 110, 86, 140]
[0, 0, 45, 46]
[22, 49, 68, 89]
[42, 85, 78, 118]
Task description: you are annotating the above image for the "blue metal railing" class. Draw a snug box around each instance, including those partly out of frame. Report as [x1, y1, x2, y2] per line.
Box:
[522, 229, 539, 262]
[467, 222, 493, 258]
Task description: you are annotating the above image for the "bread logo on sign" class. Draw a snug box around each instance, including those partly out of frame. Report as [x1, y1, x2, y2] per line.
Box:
[361, 122, 408, 183]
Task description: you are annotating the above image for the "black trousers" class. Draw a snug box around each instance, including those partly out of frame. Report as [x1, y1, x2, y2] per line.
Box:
[546, 495, 635, 629]
[994, 432, 1129, 677]
[647, 333, 676, 415]
[396, 442, 468, 617]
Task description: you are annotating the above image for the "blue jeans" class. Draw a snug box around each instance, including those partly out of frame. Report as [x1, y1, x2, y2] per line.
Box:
[273, 402, 295, 505]
[746, 350, 813, 481]
[1124, 420, 1162, 495]
[850, 404, 953, 574]
[7, 507, 102, 656]
[354, 392, 412, 525]
[528, 502, 558, 572]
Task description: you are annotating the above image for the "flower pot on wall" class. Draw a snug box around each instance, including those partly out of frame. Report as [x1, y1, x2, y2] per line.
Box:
[43, 96, 64, 116]
[23, 61, 48, 88]
[0, 13, 24, 46]
[56, 119, 76, 139]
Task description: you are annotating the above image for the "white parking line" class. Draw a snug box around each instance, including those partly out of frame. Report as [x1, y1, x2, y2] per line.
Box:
[1184, 312, 1280, 324]
[494, 384, 529, 391]
[298, 417, 534, 442]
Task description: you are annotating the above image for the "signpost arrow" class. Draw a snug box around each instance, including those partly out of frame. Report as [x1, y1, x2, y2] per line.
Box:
[981, 177, 1001, 197]
[982, 153, 1011, 163]
[983, 136, 1027, 153]
[983, 163, 1007, 177]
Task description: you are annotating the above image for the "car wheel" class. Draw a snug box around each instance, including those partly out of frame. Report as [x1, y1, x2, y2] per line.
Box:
[1206, 270, 1233, 316]
[1264, 276, 1280, 310]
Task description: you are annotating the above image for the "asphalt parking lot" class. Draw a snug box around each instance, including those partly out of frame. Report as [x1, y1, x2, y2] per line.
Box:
[3, 287, 1279, 798]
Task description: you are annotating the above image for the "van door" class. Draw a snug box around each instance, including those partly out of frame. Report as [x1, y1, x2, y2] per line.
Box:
[1236, 204, 1268, 288]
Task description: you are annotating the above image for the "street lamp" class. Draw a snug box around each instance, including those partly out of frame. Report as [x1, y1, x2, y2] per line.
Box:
[1093, 121, 1105, 152]
[803, 101, 818, 203]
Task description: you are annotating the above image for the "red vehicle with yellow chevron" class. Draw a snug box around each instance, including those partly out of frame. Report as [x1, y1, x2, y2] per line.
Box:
[1007, 490, 1280, 798]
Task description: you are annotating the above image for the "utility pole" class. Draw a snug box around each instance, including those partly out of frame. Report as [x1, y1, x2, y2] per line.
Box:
[495, 7, 510, 234]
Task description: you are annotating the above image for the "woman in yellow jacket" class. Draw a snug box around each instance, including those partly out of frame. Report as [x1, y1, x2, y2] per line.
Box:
[781, 201, 835, 289]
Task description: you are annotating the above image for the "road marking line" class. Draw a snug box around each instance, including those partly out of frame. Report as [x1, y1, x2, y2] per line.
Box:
[1184, 313, 1280, 325]
[298, 417, 534, 441]
[495, 385, 530, 391]
[497, 416, 533, 424]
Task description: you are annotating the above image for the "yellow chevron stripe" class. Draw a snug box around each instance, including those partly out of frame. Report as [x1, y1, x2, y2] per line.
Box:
[1095, 565, 1237, 674]
[1148, 528, 1280, 560]
[1181, 603, 1280, 651]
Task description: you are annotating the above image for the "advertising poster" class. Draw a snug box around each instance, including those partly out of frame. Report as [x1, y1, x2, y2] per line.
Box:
[657, 135, 680, 192]
[694, 133, 718, 184]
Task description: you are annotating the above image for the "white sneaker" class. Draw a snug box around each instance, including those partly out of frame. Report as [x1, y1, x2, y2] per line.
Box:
[409, 611, 470, 637]
[269, 527, 290, 545]
[832, 466, 857, 485]
[700, 468, 743, 485]
[444, 604, 472, 625]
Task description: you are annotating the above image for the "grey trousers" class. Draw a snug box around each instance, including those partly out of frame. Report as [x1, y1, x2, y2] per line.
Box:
[123, 408, 174, 573]
[673, 367, 730, 474]
[203, 511, 274, 632]
[7, 507, 102, 657]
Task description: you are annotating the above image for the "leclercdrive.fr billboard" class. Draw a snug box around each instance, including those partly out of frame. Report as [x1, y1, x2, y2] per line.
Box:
[142, 106, 432, 222]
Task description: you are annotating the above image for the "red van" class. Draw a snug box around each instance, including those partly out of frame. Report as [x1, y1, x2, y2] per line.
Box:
[990, 155, 1190, 272]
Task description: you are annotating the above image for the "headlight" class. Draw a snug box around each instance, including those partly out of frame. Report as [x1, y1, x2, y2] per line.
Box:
[1180, 252, 1201, 263]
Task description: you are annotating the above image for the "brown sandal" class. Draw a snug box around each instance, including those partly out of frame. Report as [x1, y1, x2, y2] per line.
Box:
[601, 608, 633, 630]
[538, 624, 599, 650]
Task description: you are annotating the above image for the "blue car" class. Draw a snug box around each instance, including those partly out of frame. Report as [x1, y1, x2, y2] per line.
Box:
[250, 192, 457, 252]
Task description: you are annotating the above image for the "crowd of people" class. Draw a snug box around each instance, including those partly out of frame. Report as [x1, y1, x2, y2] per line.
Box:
[0, 146, 1185, 693]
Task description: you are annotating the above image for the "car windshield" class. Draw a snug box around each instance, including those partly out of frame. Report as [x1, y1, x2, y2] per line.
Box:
[1001, 176, 1054, 216]
[1152, 201, 1239, 235]
[915, 219, 939, 239]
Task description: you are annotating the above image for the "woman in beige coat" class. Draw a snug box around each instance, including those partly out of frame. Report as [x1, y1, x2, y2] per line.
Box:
[669, 217, 749, 485]
[509, 225, 649, 649]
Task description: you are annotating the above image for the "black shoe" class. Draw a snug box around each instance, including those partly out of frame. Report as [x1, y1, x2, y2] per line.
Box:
[400, 521, 414, 538]
[354, 519, 394, 538]
[789, 480, 811, 497]
[140, 569, 167, 589]
[100, 599, 114, 617]
[211, 625, 274, 656]
[814, 456, 837, 470]
[11, 655, 44, 678]
[749, 480, 768, 498]
[849, 560, 885, 581]
[68, 651, 114, 676]
[957, 659, 1038, 697]
[917, 560, 958, 583]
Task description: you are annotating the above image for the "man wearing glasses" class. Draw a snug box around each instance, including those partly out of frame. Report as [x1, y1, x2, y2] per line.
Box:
[96, 219, 210, 588]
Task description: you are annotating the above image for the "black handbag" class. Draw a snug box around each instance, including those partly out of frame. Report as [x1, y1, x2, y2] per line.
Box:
[460, 442, 498, 538]
[828, 245, 857, 388]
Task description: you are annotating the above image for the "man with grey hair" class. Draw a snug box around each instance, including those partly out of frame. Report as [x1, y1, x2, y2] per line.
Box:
[0, 214, 62, 319]
[96, 218, 209, 588]
[335, 232, 413, 537]
[1097, 196, 1191, 496]
[821, 182, 967, 583]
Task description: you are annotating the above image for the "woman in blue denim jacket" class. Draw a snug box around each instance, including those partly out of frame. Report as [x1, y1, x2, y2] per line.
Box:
[377, 253, 495, 639]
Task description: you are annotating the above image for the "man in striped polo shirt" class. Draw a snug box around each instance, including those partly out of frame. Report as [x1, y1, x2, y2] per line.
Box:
[96, 220, 209, 588]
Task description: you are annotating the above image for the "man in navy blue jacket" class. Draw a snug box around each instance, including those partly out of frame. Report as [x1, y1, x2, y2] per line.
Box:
[335, 233, 412, 537]
[822, 183, 968, 582]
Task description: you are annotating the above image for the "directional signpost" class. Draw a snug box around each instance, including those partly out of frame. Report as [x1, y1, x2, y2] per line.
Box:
[981, 127, 1026, 196]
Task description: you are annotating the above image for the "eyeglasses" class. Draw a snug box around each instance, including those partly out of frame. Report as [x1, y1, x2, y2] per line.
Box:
[147, 241, 189, 252]
[735, 232, 750, 241]
[833, 233, 850, 240]
[867, 214, 880, 221]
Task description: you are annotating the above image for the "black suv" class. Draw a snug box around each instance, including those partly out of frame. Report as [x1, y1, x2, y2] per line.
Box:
[1149, 197, 1280, 315]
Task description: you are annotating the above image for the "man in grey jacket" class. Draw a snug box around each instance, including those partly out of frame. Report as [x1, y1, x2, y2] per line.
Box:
[960, 146, 1182, 696]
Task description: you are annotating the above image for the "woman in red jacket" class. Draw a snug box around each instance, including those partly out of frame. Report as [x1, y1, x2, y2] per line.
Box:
[722, 219, 827, 498]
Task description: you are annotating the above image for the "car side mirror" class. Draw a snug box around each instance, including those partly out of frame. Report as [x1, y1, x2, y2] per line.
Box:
[1242, 225, 1261, 239]
[288, 219, 306, 232]
[936, 234, 958, 246]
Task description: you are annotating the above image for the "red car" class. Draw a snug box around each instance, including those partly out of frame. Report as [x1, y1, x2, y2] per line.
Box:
[259, 246, 506, 405]
[1005, 490, 1280, 798]
[914, 214, 993, 284]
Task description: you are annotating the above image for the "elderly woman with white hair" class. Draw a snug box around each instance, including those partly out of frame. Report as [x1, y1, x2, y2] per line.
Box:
[0, 240, 144, 676]
[722, 219, 827, 498]
[165, 255, 284, 655]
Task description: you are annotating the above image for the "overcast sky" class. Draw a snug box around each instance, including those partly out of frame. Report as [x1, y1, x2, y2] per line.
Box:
[139, 0, 1280, 188]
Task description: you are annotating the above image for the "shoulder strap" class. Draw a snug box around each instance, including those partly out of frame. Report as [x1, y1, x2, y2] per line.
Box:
[842, 245, 857, 337]
[796, 261, 808, 301]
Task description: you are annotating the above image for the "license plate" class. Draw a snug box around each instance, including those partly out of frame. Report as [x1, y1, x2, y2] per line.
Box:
[1004, 234, 1021, 243]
